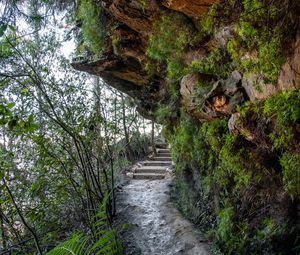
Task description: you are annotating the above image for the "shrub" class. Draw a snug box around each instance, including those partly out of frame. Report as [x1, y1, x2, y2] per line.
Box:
[169, 113, 197, 168]
[167, 58, 187, 80]
[280, 152, 300, 199]
[189, 48, 234, 78]
[197, 0, 237, 38]
[228, 22, 285, 83]
[201, 118, 228, 152]
[213, 203, 248, 254]
[147, 13, 193, 81]
[257, 32, 284, 81]
[224, 0, 298, 82]
[214, 204, 234, 242]
[147, 13, 193, 61]
[264, 89, 300, 148]
[264, 89, 300, 125]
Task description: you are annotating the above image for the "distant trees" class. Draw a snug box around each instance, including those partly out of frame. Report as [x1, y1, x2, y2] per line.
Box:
[0, 1, 153, 253]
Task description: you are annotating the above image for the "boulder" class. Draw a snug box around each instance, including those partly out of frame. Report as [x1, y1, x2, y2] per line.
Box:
[180, 71, 246, 121]
[209, 25, 235, 49]
[278, 28, 300, 90]
[228, 113, 254, 141]
[242, 73, 278, 101]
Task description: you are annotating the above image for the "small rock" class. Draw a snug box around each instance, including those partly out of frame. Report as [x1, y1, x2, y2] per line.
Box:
[126, 172, 134, 178]
[228, 113, 254, 141]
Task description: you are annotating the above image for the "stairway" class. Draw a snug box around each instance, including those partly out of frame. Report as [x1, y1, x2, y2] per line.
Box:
[132, 147, 173, 180]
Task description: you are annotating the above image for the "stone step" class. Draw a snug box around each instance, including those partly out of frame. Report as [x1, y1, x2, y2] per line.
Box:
[143, 161, 172, 166]
[157, 148, 170, 153]
[152, 157, 172, 161]
[157, 153, 171, 157]
[133, 173, 165, 180]
[135, 166, 167, 174]
[155, 143, 168, 149]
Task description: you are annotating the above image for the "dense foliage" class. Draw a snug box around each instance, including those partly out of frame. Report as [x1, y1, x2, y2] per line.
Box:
[1, 0, 300, 254]
[165, 108, 299, 254]
[0, 1, 153, 254]
[147, 1, 300, 254]
[76, 0, 104, 56]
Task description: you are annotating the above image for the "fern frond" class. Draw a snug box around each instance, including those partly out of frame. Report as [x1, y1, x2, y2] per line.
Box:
[48, 192, 122, 255]
[47, 233, 88, 255]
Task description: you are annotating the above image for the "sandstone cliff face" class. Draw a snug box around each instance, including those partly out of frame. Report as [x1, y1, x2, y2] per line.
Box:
[72, 0, 221, 119]
[72, 0, 300, 123]
[162, 0, 217, 18]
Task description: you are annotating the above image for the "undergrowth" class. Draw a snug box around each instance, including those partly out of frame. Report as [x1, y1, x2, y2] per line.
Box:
[163, 101, 300, 254]
[145, 1, 300, 254]
[48, 194, 122, 255]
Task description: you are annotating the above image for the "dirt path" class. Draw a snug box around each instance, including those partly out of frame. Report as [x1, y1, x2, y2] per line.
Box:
[116, 178, 212, 255]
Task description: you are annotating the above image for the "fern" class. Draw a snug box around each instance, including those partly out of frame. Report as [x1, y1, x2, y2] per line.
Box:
[47, 234, 88, 255]
[47, 193, 122, 255]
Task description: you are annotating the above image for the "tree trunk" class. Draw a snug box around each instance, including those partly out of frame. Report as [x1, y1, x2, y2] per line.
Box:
[4, 180, 42, 255]
[151, 120, 156, 155]
[0, 204, 7, 250]
[121, 94, 134, 162]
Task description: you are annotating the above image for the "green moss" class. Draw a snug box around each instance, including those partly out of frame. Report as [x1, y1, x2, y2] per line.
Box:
[200, 3, 217, 35]
[229, 0, 293, 82]
[139, 0, 146, 12]
[201, 118, 228, 152]
[227, 38, 242, 63]
[264, 89, 300, 148]
[167, 58, 187, 80]
[264, 89, 300, 124]
[147, 13, 195, 81]
[238, 89, 300, 199]
[189, 48, 234, 78]
[196, 0, 298, 83]
[77, 0, 103, 55]
[196, 0, 237, 38]
[237, 21, 258, 42]
[155, 3, 300, 248]
[257, 33, 284, 81]
[280, 152, 300, 199]
[147, 13, 193, 61]
[164, 103, 299, 253]
[221, 135, 253, 192]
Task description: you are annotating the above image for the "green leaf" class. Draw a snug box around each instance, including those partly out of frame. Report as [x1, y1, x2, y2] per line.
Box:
[8, 25, 15, 31]
[8, 118, 18, 130]
[0, 23, 7, 37]
[7, 102, 15, 109]
[20, 87, 29, 94]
